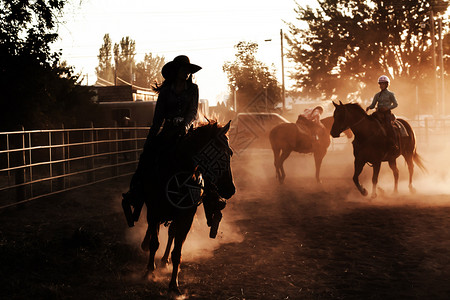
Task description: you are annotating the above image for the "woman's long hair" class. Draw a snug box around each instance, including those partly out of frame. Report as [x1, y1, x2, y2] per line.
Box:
[152, 73, 193, 94]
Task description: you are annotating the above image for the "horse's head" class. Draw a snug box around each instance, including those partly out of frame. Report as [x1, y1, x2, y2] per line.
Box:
[330, 101, 348, 137]
[189, 120, 235, 200]
[330, 101, 366, 138]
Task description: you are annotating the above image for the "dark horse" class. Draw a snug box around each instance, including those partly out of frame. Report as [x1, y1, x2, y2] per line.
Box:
[269, 115, 352, 183]
[330, 101, 425, 197]
[139, 121, 235, 294]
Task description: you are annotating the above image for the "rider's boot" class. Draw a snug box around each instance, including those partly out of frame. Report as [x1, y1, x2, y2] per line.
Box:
[209, 211, 222, 239]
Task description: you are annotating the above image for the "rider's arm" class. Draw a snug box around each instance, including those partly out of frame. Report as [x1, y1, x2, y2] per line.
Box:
[389, 92, 398, 110]
[148, 91, 166, 138]
[183, 84, 199, 128]
[367, 94, 378, 110]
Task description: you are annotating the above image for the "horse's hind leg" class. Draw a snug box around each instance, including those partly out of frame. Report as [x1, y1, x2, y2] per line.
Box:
[161, 222, 175, 267]
[277, 149, 291, 184]
[388, 159, 399, 194]
[404, 154, 416, 193]
[272, 147, 281, 181]
[169, 213, 195, 295]
[313, 150, 326, 184]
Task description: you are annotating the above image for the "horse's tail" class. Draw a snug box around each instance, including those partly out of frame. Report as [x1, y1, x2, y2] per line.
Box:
[413, 150, 427, 173]
[398, 118, 427, 173]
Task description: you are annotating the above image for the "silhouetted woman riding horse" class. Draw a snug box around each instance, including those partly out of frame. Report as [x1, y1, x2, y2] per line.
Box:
[122, 55, 224, 236]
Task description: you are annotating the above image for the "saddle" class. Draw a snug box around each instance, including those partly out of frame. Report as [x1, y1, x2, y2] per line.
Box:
[393, 120, 409, 137]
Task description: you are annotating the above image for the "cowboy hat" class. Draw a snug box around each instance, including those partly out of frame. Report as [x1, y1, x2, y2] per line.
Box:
[161, 55, 202, 79]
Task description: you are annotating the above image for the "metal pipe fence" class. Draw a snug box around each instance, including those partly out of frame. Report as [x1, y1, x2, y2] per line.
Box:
[0, 125, 149, 209]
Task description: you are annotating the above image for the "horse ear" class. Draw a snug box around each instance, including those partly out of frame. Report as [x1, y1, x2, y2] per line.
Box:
[223, 120, 231, 133]
[332, 101, 338, 107]
[339, 100, 343, 105]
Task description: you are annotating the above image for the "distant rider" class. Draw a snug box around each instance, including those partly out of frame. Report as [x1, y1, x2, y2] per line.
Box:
[365, 75, 398, 152]
[299, 105, 325, 141]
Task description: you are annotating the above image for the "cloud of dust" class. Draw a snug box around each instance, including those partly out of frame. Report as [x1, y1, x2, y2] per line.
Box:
[121, 203, 245, 264]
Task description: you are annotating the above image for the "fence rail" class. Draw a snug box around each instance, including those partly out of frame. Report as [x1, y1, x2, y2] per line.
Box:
[1, 117, 447, 209]
[0, 125, 149, 209]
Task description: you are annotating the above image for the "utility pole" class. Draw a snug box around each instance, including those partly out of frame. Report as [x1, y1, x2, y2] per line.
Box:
[280, 29, 286, 112]
[438, 16, 445, 115]
[429, 11, 439, 115]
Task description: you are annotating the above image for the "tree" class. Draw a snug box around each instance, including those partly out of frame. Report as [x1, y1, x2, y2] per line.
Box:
[96, 34, 114, 84]
[285, 0, 449, 116]
[0, 0, 96, 130]
[113, 36, 136, 85]
[134, 53, 165, 88]
[223, 41, 281, 112]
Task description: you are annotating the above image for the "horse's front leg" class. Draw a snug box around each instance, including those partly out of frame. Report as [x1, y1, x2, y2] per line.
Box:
[161, 222, 175, 267]
[169, 213, 195, 295]
[388, 159, 399, 194]
[144, 220, 160, 274]
[371, 161, 381, 198]
[353, 158, 368, 196]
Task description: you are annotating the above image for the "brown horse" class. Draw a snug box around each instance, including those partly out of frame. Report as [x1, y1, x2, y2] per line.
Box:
[138, 121, 235, 294]
[269, 115, 352, 183]
[330, 101, 425, 197]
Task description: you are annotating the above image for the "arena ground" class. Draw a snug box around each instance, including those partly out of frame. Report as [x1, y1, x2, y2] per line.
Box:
[1, 140, 450, 299]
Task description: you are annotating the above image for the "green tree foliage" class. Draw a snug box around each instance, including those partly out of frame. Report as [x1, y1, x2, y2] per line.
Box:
[0, 0, 96, 130]
[223, 41, 281, 112]
[134, 53, 165, 88]
[113, 36, 136, 84]
[285, 0, 449, 114]
[96, 35, 165, 89]
[96, 34, 114, 84]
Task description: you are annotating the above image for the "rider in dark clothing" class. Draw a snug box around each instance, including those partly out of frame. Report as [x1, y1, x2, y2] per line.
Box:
[122, 55, 224, 238]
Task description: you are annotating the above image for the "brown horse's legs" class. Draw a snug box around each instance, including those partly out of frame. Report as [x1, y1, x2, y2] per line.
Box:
[169, 213, 195, 294]
[388, 159, 399, 194]
[272, 147, 282, 181]
[161, 222, 175, 266]
[353, 159, 368, 196]
[371, 161, 381, 198]
[277, 149, 292, 184]
[405, 155, 416, 193]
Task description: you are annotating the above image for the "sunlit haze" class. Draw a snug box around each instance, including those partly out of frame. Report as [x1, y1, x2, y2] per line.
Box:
[54, 0, 315, 105]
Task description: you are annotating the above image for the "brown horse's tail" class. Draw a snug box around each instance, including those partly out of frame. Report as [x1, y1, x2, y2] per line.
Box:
[413, 150, 427, 173]
[399, 118, 427, 173]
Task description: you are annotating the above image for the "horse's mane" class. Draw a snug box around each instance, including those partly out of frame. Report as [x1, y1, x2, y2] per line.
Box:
[346, 103, 367, 115]
[186, 119, 229, 143]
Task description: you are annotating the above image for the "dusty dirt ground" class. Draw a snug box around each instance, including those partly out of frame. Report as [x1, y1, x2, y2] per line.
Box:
[2, 142, 450, 299]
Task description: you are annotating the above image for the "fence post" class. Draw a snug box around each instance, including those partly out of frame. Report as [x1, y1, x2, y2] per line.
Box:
[113, 122, 118, 176]
[13, 126, 26, 202]
[86, 122, 95, 182]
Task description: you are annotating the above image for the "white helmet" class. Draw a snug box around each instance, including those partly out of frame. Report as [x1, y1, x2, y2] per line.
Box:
[378, 75, 390, 84]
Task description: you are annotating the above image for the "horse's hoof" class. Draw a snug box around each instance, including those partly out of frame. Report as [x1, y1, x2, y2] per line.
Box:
[361, 189, 368, 196]
[169, 284, 182, 296]
[160, 259, 170, 268]
[371, 193, 377, 199]
[409, 186, 417, 194]
[144, 269, 155, 280]
[141, 239, 149, 252]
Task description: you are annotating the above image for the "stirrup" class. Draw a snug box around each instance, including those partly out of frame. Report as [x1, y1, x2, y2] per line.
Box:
[122, 193, 134, 227]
